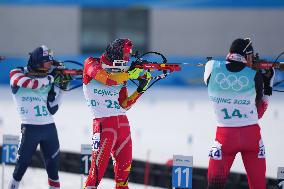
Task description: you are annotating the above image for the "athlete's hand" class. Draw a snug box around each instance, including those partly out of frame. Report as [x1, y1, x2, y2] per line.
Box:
[50, 69, 60, 81]
[128, 68, 143, 80]
[137, 71, 151, 93]
[51, 69, 71, 90]
[59, 74, 71, 90]
[57, 74, 71, 90]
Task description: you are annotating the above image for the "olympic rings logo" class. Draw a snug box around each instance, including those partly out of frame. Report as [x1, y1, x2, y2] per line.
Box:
[214, 73, 249, 91]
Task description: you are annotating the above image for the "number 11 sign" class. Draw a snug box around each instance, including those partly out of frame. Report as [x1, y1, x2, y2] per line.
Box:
[172, 155, 193, 189]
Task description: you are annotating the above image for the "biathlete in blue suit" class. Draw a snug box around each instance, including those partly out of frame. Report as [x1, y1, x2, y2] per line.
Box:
[8, 45, 65, 189]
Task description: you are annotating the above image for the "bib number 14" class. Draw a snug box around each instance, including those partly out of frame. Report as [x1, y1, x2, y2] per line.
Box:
[221, 108, 244, 119]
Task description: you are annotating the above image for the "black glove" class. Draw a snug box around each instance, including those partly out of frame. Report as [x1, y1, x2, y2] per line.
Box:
[59, 74, 71, 90]
[50, 69, 71, 90]
[47, 85, 56, 102]
[262, 68, 274, 96]
[136, 72, 151, 93]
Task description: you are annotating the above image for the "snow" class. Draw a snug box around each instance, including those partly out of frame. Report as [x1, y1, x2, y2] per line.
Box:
[1, 165, 164, 189]
[1, 85, 284, 182]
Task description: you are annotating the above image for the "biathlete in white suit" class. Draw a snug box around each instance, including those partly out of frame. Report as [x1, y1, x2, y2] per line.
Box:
[83, 38, 151, 189]
[8, 46, 64, 189]
[204, 38, 275, 189]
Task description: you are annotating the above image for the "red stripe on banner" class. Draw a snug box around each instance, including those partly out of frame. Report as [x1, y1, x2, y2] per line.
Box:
[22, 79, 31, 88]
[48, 179, 60, 187]
[13, 75, 25, 87]
[32, 80, 39, 89]
[10, 70, 22, 78]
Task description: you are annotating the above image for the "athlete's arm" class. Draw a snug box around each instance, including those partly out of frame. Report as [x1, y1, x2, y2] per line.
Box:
[118, 72, 151, 110]
[83, 57, 129, 86]
[256, 96, 268, 119]
[118, 84, 142, 110]
[10, 68, 54, 89]
[255, 71, 267, 119]
[47, 85, 63, 115]
[255, 68, 275, 119]
[255, 71, 264, 102]
[204, 60, 214, 86]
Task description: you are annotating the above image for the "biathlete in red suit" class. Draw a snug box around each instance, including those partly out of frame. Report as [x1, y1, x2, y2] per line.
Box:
[83, 38, 151, 189]
[204, 38, 275, 189]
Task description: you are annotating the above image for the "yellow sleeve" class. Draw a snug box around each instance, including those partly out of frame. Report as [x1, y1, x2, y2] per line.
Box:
[95, 69, 129, 85]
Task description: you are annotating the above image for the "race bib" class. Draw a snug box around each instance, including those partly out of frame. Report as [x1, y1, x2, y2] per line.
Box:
[92, 133, 100, 151]
[209, 141, 222, 160]
[258, 139, 266, 158]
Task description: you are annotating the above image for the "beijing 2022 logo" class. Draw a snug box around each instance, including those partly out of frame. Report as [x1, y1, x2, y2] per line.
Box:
[215, 73, 249, 91]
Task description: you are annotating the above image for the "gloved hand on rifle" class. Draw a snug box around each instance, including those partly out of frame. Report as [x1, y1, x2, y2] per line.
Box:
[137, 71, 152, 93]
[50, 69, 72, 90]
[128, 67, 144, 80]
[262, 68, 275, 96]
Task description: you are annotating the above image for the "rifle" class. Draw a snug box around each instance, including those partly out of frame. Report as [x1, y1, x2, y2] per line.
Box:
[23, 51, 200, 91]
[129, 51, 183, 91]
[247, 52, 284, 92]
[25, 52, 184, 92]
[131, 51, 181, 72]
[251, 52, 284, 71]
[27, 60, 83, 91]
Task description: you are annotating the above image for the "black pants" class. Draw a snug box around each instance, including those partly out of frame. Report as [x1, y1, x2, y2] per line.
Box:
[13, 123, 60, 181]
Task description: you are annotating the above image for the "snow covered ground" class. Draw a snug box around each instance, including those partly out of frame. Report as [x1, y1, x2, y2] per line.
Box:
[1, 165, 164, 189]
[1, 86, 284, 181]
